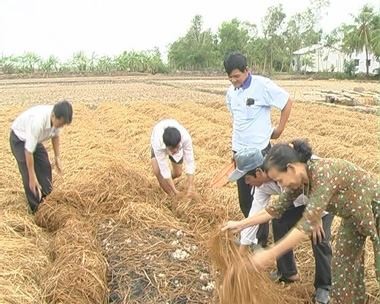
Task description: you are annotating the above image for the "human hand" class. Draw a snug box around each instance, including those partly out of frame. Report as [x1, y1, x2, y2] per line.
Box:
[221, 220, 244, 234]
[54, 156, 63, 174]
[311, 221, 325, 245]
[249, 249, 276, 271]
[271, 127, 283, 139]
[29, 177, 42, 201]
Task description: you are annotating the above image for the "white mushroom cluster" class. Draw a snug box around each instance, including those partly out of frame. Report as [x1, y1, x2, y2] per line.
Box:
[171, 248, 190, 261]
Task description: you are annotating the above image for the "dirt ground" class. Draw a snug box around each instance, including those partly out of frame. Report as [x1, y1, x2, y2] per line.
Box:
[0, 75, 378, 303]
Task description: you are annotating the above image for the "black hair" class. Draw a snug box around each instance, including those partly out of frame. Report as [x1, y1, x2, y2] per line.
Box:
[223, 52, 247, 75]
[163, 127, 181, 148]
[53, 100, 73, 124]
[263, 139, 312, 172]
[245, 164, 265, 177]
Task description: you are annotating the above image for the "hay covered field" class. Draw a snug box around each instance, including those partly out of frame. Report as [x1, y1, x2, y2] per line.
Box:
[0, 75, 379, 303]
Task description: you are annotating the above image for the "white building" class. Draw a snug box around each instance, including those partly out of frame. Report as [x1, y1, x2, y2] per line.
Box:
[292, 44, 380, 74]
[348, 51, 380, 75]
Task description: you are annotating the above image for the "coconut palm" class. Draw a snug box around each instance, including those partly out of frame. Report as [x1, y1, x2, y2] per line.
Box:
[342, 5, 379, 76]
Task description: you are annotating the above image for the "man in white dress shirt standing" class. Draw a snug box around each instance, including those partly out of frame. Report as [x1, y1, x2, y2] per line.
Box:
[10, 100, 73, 213]
[224, 51, 293, 247]
[150, 119, 195, 196]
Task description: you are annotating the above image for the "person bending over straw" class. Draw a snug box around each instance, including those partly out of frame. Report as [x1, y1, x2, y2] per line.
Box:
[150, 119, 195, 197]
[226, 146, 332, 304]
[222, 139, 379, 304]
[10, 100, 73, 213]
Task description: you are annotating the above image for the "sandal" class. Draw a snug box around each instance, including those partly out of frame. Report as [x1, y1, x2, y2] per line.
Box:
[314, 288, 330, 304]
[270, 271, 299, 284]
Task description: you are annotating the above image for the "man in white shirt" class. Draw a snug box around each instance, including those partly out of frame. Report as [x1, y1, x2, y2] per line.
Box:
[9, 100, 73, 213]
[227, 148, 332, 304]
[151, 119, 195, 196]
[224, 52, 292, 247]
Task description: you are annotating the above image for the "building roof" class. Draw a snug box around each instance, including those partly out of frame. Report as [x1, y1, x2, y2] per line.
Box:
[293, 44, 323, 55]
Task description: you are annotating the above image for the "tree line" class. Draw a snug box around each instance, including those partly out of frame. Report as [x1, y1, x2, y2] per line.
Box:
[168, 1, 379, 76]
[1, 1, 379, 76]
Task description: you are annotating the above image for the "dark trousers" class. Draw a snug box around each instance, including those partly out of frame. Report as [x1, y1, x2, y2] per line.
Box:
[272, 205, 333, 291]
[9, 131, 52, 213]
[235, 143, 272, 246]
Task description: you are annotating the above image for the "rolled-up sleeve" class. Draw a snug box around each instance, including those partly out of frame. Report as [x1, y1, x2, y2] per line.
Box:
[155, 149, 171, 179]
[182, 131, 195, 175]
[240, 187, 272, 245]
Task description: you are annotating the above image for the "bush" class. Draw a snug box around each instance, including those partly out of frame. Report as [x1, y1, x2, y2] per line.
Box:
[343, 60, 358, 77]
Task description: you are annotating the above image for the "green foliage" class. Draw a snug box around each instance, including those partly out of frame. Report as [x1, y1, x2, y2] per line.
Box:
[342, 5, 380, 75]
[301, 54, 315, 73]
[20, 52, 41, 73]
[0, 49, 167, 75]
[369, 13, 380, 58]
[166, 0, 330, 73]
[218, 19, 256, 59]
[168, 15, 219, 70]
[71, 51, 90, 73]
[2, 0, 378, 77]
[95, 56, 115, 73]
[40, 55, 60, 73]
[343, 59, 358, 76]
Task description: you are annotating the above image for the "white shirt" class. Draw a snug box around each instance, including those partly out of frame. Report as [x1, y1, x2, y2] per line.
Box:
[226, 75, 289, 152]
[11, 105, 60, 153]
[151, 119, 195, 179]
[240, 181, 309, 245]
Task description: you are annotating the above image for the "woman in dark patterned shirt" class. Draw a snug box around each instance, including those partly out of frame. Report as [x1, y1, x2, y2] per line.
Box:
[222, 140, 379, 304]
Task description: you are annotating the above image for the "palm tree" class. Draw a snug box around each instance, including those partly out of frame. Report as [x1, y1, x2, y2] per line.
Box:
[371, 14, 380, 59]
[342, 5, 379, 76]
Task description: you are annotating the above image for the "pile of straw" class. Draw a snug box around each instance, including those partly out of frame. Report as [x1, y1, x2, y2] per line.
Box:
[0, 213, 49, 304]
[35, 199, 82, 232]
[35, 183, 109, 303]
[208, 232, 313, 304]
[0, 92, 378, 303]
[42, 217, 108, 303]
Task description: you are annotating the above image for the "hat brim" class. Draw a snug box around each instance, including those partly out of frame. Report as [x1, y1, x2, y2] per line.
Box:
[228, 169, 246, 182]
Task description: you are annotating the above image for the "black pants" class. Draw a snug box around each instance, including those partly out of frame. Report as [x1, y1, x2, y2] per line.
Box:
[9, 131, 52, 213]
[235, 143, 271, 246]
[272, 205, 333, 291]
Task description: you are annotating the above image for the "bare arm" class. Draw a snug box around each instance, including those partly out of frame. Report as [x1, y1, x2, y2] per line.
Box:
[166, 177, 179, 195]
[271, 98, 292, 139]
[51, 136, 60, 158]
[51, 136, 62, 174]
[25, 150, 41, 199]
[221, 209, 273, 233]
[268, 227, 307, 257]
[250, 227, 307, 269]
[186, 174, 194, 194]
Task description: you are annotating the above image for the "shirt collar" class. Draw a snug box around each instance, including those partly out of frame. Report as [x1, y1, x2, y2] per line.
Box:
[236, 73, 252, 90]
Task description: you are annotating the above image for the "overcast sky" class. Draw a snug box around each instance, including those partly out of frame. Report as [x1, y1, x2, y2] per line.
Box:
[0, 0, 378, 60]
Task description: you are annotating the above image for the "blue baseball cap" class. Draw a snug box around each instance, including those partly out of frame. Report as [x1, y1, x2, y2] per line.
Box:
[228, 148, 264, 182]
